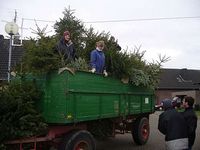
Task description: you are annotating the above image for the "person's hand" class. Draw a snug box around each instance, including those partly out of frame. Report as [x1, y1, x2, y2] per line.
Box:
[103, 70, 108, 77]
[90, 68, 96, 73]
[10, 71, 16, 77]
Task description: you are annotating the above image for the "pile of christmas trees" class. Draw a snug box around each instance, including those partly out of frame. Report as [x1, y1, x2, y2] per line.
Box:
[0, 7, 169, 144]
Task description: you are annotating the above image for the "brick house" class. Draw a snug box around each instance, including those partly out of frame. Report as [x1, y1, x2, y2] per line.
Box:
[156, 68, 200, 105]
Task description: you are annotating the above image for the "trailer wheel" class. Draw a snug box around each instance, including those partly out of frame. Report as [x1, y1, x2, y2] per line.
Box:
[60, 130, 96, 150]
[132, 117, 149, 145]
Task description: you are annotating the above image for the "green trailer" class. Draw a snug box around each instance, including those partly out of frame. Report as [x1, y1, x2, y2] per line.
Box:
[7, 69, 155, 150]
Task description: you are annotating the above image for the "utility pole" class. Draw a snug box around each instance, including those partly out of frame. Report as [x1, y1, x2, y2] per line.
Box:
[5, 10, 19, 82]
[14, 9, 17, 23]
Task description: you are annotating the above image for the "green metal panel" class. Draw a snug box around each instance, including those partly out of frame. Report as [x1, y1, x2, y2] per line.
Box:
[74, 93, 101, 120]
[141, 96, 153, 113]
[129, 95, 142, 114]
[120, 94, 129, 116]
[65, 93, 121, 122]
[99, 94, 120, 117]
[35, 70, 154, 124]
[42, 72, 68, 123]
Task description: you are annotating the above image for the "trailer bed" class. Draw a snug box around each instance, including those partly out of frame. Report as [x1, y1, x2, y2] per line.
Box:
[35, 70, 154, 124]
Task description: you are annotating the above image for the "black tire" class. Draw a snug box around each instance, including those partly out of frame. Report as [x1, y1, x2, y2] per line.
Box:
[59, 130, 96, 150]
[132, 117, 150, 145]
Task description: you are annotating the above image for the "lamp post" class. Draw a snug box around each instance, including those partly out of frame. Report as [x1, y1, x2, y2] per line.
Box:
[5, 22, 19, 82]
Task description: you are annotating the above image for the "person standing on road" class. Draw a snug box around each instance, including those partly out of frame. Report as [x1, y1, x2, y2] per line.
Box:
[182, 96, 198, 150]
[158, 99, 188, 150]
[90, 40, 108, 76]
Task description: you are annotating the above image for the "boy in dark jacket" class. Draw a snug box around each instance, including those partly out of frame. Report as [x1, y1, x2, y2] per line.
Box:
[182, 96, 198, 150]
[158, 99, 188, 150]
[56, 31, 77, 64]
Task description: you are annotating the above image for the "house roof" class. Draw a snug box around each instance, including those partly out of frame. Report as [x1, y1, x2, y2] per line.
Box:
[157, 68, 200, 90]
[0, 35, 24, 81]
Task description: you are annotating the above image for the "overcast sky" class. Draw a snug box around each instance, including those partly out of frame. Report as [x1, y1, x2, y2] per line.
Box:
[1, 0, 200, 69]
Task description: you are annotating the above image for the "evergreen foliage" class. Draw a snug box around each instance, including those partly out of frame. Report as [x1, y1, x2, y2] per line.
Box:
[54, 8, 86, 58]
[0, 6, 170, 144]
[19, 36, 59, 73]
[0, 80, 47, 143]
[67, 57, 89, 71]
[17, 7, 169, 88]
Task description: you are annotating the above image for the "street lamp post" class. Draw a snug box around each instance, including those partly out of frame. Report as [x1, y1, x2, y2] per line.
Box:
[5, 22, 19, 82]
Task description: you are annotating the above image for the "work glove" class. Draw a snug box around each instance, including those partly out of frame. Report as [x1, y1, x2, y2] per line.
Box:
[90, 68, 96, 73]
[103, 70, 108, 77]
[10, 71, 16, 77]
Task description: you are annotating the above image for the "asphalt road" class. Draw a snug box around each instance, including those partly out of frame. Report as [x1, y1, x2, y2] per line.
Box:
[96, 111, 200, 150]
